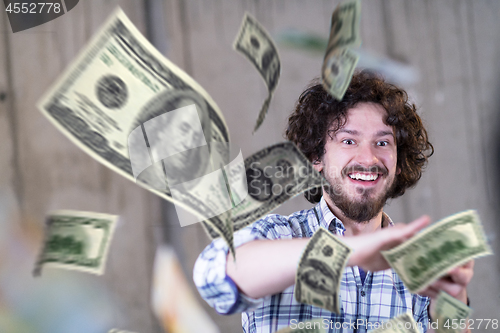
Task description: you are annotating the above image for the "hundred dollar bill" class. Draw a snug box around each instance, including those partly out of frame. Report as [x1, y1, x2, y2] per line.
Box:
[234, 12, 281, 133]
[368, 312, 419, 333]
[322, 48, 359, 101]
[325, 0, 361, 53]
[322, 0, 361, 100]
[33, 210, 118, 276]
[36, 8, 236, 255]
[432, 291, 472, 333]
[294, 227, 352, 314]
[382, 210, 492, 293]
[202, 141, 325, 238]
[276, 319, 326, 333]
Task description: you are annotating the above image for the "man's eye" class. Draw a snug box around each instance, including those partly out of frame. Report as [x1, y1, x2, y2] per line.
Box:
[342, 139, 355, 145]
[377, 141, 389, 147]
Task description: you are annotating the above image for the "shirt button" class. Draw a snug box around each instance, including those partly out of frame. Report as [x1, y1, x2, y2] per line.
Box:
[360, 291, 366, 297]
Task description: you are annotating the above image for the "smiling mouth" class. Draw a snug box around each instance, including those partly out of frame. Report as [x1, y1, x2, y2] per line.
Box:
[347, 172, 381, 182]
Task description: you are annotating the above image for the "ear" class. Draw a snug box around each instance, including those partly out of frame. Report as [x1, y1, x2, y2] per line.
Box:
[396, 166, 402, 175]
[312, 157, 323, 173]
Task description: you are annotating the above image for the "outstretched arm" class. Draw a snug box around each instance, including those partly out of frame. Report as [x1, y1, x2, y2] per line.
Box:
[227, 215, 430, 299]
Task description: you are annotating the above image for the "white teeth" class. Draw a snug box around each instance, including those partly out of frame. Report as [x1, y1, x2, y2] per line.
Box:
[348, 173, 379, 181]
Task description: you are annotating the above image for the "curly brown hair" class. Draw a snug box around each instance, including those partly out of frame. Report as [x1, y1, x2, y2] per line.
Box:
[286, 70, 434, 203]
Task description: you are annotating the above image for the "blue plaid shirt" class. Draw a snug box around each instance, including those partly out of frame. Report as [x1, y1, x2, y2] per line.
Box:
[193, 198, 430, 333]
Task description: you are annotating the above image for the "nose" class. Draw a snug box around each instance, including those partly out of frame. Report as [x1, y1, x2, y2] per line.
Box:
[355, 142, 379, 167]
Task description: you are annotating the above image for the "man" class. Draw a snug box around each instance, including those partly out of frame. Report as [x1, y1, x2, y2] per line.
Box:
[194, 71, 474, 332]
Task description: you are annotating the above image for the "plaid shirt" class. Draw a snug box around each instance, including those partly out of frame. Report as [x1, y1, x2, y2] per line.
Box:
[194, 198, 430, 333]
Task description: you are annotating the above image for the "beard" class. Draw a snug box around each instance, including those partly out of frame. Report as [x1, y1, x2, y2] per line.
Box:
[322, 165, 396, 223]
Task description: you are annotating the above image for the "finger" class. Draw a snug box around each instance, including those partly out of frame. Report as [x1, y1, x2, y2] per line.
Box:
[418, 285, 440, 299]
[387, 215, 431, 244]
[446, 260, 474, 284]
[431, 278, 463, 298]
[402, 215, 431, 238]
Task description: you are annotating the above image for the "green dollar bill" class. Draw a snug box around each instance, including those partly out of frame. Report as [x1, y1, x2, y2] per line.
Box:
[322, 48, 359, 101]
[325, 0, 362, 53]
[202, 141, 325, 238]
[234, 12, 281, 133]
[34, 210, 118, 276]
[36, 7, 236, 256]
[294, 227, 352, 314]
[382, 210, 492, 293]
[322, 0, 361, 101]
[432, 291, 472, 333]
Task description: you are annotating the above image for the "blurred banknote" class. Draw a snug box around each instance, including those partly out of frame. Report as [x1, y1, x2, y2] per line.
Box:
[36, 8, 237, 255]
[432, 291, 472, 333]
[203, 141, 325, 238]
[234, 12, 281, 133]
[322, 0, 361, 100]
[276, 319, 325, 333]
[369, 312, 419, 333]
[382, 210, 492, 293]
[34, 210, 117, 276]
[294, 227, 351, 314]
[322, 48, 359, 100]
[152, 246, 220, 333]
[108, 330, 138, 333]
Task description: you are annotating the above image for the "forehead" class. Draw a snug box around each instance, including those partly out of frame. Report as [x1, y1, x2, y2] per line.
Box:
[335, 102, 393, 134]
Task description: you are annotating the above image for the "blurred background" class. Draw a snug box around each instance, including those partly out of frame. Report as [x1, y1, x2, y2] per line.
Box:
[1, 0, 500, 332]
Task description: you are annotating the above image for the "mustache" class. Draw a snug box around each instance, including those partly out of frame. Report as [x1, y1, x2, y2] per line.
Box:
[341, 164, 389, 178]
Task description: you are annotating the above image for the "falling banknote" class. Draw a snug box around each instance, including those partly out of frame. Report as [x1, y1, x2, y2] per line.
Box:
[382, 210, 492, 293]
[202, 141, 325, 238]
[294, 227, 352, 314]
[234, 12, 281, 133]
[432, 291, 472, 333]
[33, 210, 118, 276]
[322, 0, 361, 100]
[36, 7, 238, 256]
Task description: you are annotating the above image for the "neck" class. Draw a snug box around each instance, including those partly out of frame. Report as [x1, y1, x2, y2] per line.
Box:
[323, 196, 384, 236]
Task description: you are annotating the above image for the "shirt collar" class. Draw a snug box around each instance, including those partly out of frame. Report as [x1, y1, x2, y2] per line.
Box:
[317, 196, 394, 236]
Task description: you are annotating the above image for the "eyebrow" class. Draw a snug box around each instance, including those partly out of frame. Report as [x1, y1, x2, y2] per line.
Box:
[336, 129, 359, 136]
[376, 130, 395, 138]
[334, 129, 395, 138]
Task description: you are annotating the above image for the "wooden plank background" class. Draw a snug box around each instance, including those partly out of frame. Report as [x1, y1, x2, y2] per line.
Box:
[0, 1, 163, 332]
[1, 0, 500, 332]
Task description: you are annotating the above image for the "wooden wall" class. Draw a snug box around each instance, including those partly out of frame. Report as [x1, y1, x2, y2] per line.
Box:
[1, 0, 500, 332]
